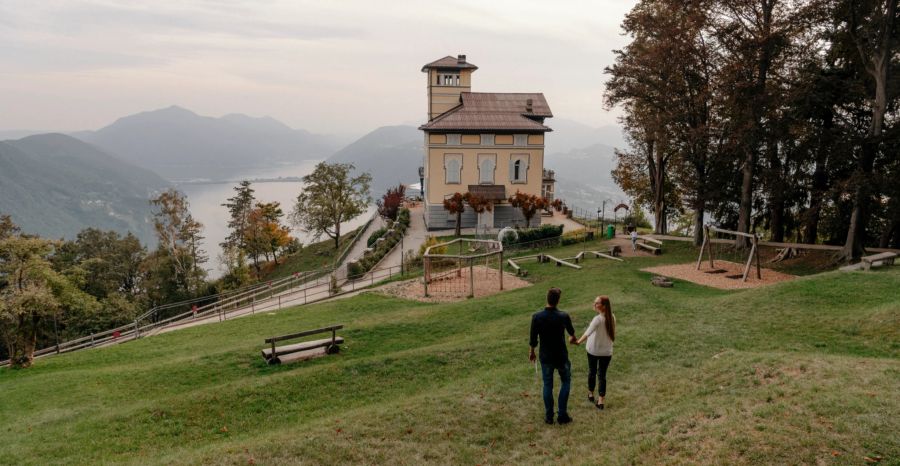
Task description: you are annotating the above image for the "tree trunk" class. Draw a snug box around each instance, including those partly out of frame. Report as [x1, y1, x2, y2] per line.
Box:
[841, 142, 877, 260]
[333, 222, 341, 250]
[10, 315, 38, 368]
[879, 219, 897, 248]
[766, 140, 785, 242]
[804, 109, 833, 244]
[736, 150, 755, 248]
[692, 205, 705, 246]
[455, 211, 462, 236]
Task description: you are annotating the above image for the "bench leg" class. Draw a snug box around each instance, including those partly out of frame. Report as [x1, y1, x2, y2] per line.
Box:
[326, 344, 340, 355]
[268, 357, 281, 365]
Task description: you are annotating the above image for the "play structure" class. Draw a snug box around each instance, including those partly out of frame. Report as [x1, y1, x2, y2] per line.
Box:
[505, 248, 625, 277]
[423, 238, 505, 298]
[696, 225, 762, 282]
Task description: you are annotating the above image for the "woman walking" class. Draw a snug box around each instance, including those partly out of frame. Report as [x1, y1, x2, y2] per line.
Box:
[577, 296, 615, 409]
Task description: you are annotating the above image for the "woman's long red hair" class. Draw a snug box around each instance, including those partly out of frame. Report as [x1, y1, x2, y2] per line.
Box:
[598, 296, 615, 341]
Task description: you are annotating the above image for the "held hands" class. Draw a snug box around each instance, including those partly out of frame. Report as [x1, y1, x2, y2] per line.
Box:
[569, 335, 579, 345]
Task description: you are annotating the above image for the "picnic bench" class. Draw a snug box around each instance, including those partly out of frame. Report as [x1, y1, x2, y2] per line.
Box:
[636, 236, 663, 255]
[261, 324, 344, 365]
[860, 252, 897, 271]
[608, 245, 622, 257]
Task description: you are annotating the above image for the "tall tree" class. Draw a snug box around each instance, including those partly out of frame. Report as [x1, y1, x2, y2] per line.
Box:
[291, 162, 372, 250]
[838, 0, 898, 260]
[377, 184, 406, 221]
[0, 214, 20, 240]
[221, 181, 255, 253]
[149, 189, 207, 296]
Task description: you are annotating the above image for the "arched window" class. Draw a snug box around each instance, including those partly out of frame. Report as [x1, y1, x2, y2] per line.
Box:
[514, 160, 521, 181]
[510, 155, 529, 183]
[445, 158, 461, 184]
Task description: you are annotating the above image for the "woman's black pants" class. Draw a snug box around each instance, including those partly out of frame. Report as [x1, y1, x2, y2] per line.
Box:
[587, 354, 612, 396]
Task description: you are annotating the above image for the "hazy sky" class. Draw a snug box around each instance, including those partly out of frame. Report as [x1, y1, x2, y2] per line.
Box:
[1, 0, 636, 135]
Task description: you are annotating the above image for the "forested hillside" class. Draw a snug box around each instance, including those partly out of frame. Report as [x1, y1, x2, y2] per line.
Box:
[0, 133, 169, 243]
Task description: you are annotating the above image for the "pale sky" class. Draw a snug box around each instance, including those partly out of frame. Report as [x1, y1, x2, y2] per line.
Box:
[0, 0, 635, 135]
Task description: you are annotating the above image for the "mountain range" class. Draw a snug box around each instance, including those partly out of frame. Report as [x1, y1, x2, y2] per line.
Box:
[0, 134, 169, 244]
[76, 106, 345, 181]
[0, 107, 626, 244]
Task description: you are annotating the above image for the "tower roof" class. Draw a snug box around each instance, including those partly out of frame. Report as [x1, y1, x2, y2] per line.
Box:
[421, 55, 478, 72]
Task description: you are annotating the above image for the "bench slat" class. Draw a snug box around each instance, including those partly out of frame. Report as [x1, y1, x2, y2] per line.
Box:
[636, 242, 661, 255]
[861, 252, 897, 262]
[265, 325, 344, 344]
[261, 337, 345, 359]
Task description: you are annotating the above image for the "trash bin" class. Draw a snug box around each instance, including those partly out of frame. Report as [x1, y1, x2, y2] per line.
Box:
[606, 224, 615, 239]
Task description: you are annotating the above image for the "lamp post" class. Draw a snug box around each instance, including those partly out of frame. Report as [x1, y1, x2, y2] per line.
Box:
[597, 208, 602, 237]
[418, 166, 425, 199]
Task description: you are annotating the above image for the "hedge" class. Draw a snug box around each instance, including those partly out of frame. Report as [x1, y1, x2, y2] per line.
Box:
[348, 207, 411, 278]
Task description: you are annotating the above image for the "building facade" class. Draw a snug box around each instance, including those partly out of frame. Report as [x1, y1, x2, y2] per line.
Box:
[419, 55, 553, 230]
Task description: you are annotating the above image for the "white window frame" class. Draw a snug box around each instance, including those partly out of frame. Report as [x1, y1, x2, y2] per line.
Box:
[510, 153, 530, 184]
[481, 134, 495, 146]
[446, 134, 461, 145]
[477, 153, 497, 185]
[444, 153, 463, 184]
[514, 134, 528, 146]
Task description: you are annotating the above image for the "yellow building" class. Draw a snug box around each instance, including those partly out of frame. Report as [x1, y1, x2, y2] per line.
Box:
[419, 54, 553, 230]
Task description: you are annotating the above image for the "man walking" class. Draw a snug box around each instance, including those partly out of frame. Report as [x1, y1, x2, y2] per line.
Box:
[529, 287, 577, 424]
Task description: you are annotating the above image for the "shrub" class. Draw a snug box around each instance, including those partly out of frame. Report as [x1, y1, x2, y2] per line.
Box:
[418, 236, 447, 257]
[367, 227, 387, 247]
[515, 224, 564, 244]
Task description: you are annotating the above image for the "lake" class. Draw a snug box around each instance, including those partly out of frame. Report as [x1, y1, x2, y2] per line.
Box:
[178, 161, 376, 278]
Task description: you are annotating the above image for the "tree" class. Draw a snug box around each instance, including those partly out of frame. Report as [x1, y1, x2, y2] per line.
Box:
[508, 191, 547, 227]
[149, 189, 207, 296]
[838, 0, 898, 261]
[377, 184, 406, 221]
[245, 202, 292, 268]
[0, 214, 20, 240]
[221, 181, 255, 252]
[0, 236, 97, 368]
[291, 162, 372, 250]
[442, 192, 467, 237]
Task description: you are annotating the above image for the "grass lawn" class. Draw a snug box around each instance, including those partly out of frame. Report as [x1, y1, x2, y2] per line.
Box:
[1, 241, 897, 465]
[260, 226, 362, 280]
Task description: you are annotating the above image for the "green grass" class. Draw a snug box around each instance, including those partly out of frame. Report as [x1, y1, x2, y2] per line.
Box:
[261, 226, 362, 280]
[1, 241, 897, 465]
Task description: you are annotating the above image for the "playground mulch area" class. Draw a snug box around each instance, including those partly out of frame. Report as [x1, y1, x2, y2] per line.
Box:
[376, 266, 531, 303]
[643, 260, 798, 290]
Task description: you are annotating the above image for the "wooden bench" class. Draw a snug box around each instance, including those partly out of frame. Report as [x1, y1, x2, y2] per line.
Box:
[608, 245, 622, 257]
[636, 236, 662, 255]
[261, 325, 344, 365]
[861, 252, 897, 271]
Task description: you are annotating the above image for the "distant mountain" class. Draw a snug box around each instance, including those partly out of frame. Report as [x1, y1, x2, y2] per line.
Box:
[546, 119, 627, 153]
[326, 125, 423, 195]
[76, 106, 342, 181]
[0, 133, 169, 244]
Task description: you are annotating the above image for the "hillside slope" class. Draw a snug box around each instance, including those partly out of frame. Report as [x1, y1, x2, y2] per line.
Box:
[1, 241, 896, 465]
[78, 106, 341, 181]
[0, 133, 169, 243]
[326, 125, 422, 194]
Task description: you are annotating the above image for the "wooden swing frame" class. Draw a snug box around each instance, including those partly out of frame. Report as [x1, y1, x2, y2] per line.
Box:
[696, 225, 762, 282]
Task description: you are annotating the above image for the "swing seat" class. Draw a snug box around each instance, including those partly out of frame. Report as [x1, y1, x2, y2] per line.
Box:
[704, 269, 727, 274]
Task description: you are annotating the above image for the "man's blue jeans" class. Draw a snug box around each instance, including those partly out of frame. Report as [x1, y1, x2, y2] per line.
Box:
[540, 359, 571, 420]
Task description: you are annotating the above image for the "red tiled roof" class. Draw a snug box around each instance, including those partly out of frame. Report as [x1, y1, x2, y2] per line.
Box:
[421, 55, 479, 71]
[420, 92, 553, 132]
[462, 93, 552, 117]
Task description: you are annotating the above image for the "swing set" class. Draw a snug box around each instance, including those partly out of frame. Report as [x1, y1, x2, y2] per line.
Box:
[696, 225, 762, 282]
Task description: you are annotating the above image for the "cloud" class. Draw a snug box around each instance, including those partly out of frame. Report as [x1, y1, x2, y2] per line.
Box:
[0, 0, 634, 133]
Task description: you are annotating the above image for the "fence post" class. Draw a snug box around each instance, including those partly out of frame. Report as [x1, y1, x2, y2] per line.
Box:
[277, 296, 281, 311]
[90, 333, 95, 347]
[469, 258, 475, 298]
